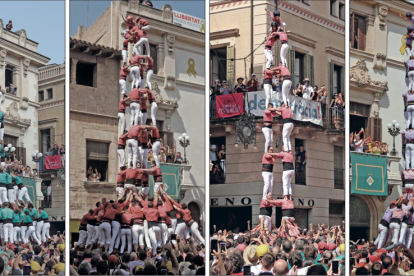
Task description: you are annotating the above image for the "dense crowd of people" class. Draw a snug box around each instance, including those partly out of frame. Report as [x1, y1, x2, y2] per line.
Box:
[350, 130, 390, 155]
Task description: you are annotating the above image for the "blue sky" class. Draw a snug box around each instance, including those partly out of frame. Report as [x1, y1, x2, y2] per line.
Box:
[70, 0, 205, 37]
[0, 1, 65, 65]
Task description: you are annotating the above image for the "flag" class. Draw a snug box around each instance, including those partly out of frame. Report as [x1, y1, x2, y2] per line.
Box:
[216, 93, 244, 118]
[45, 155, 62, 170]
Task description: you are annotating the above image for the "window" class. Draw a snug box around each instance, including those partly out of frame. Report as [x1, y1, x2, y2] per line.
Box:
[38, 90, 44, 102]
[294, 53, 304, 87]
[333, 65, 341, 95]
[351, 14, 366, 51]
[5, 66, 13, 88]
[349, 102, 370, 134]
[339, 3, 345, 20]
[40, 129, 51, 154]
[210, 47, 227, 86]
[86, 141, 109, 181]
[294, 139, 306, 185]
[334, 146, 344, 189]
[143, 44, 158, 74]
[329, 202, 344, 226]
[47, 88, 53, 99]
[330, 0, 337, 17]
[210, 136, 226, 185]
[76, 62, 96, 87]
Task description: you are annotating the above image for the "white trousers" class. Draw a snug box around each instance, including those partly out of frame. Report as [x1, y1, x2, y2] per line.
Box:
[149, 225, 161, 250]
[0, 129, 4, 141]
[262, 127, 273, 153]
[3, 223, 13, 243]
[171, 218, 177, 233]
[152, 141, 161, 167]
[0, 187, 7, 204]
[132, 224, 145, 246]
[400, 222, 409, 244]
[18, 187, 30, 202]
[122, 50, 128, 64]
[140, 148, 148, 169]
[13, 227, 21, 243]
[264, 49, 273, 69]
[125, 184, 138, 194]
[406, 47, 414, 58]
[117, 149, 126, 168]
[374, 223, 388, 249]
[282, 80, 292, 105]
[130, 102, 141, 126]
[130, 67, 141, 89]
[282, 170, 295, 195]
[189, 222, 205, 245]
[109, 221, 121, 253]
[140, 111, 148, 126]
[259, 215, 272, 232]
[262, 171, 273, 199]
[280, 43, 289, 67]
[134, 38, 150, 57]
[116, 187, 124, 197]
[99, 222, 112, 245]
[264, 84, 273, 109]
[151, 102, 158, 126]
[92, 225, 100, 244]
[147, 70, 153, 90]
[36, 220, 44, 242]
[120, 228, 132, 253]
[127, 139, 139, 169]
[78, 229, 88, 246]
[119, 79, 127, 95]
[409, 71, 414, 92]
[390, 222, 401, 244]
[406, 144, 414, 170]
[26, 225, 40, 244]
[407, 227, 414, 248]
[154, 182, 163, 194]
[7, 188, 15, 203]
[42, 222, 50, 242]
[118, 113, 126, 135]
[175, 222, 190, 240]
[20, 225, 26, 243]
[144, 220, 152, 249]
[283, 122, 294, 151]
[85, 224, 95, 247]
[141, 186, 149, 196]
[158, 222, 168, 246]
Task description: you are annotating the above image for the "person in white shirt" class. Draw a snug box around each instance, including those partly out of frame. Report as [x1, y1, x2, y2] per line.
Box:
[302, 78, 313, 100]
[47, 185, 52, 207]
[258, 253, 276, 275]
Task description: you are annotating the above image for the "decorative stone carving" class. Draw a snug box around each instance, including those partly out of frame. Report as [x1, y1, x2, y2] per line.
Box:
[0, 48, 7, 69]
[166, 33, 175, 54]
[5, 102, 31, 127]
[162, 4, 173, 23]
[20, 141, 24, 147]
[165, 110, 173, 118]
[165, 75, 176, 90]
[350, 59, 388, 90]
[20, 97, 29, 110]
[17, 29, 27, 46]
[365, 16, 375, 27]
[129, 0, 139, 11]
[378, 5, 388, 31]
[150, 81, 178, 108]
[22, 58, 30, 78]
[0, 19, 3, 37]
[373, 52, 387, 71]
[378, 186, 393, 202]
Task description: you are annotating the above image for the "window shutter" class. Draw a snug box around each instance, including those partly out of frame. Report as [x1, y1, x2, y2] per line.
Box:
[310, 55, 314, 87]
[150, 45, 158, 74]
[367, 117, 382, 142]
[227, 45, 235, 87]
[350, 13, 355, 47]
[340, 66, 345, 97]
[289, 49, 295, 87]
[357, 16, 366, 51]
[166, 132, 174, 150]
[303, 54, 314, 86]
[38, 131, 41, 153]
[50, 128, 55, 146]
[329, 62, 334, 99]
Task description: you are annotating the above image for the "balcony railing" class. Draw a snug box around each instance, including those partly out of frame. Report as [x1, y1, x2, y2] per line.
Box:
[209, 93, 344, 131]
[39, 66, 64, 81]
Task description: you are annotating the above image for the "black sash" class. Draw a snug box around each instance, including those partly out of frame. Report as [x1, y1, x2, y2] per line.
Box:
[283, 118, 293, 124]
[262, 164, 273, 172]
[167, 210, 176, 219]
[125, 178, 135, 184]
[259, 207, 272, 217]
[390, 218, 401, 225]
[283, 162, 294, 171]
[282, 209, 294, 217]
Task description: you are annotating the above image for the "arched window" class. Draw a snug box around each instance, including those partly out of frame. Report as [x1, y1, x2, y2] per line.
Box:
[188, 202, 201, 225]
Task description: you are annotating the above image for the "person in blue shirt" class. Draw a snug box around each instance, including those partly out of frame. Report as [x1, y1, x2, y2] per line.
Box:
[12, 207, 23, 245]
[37, 207, 50, 243]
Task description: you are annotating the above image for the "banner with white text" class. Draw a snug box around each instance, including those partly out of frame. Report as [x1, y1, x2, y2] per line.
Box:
[245, 91, 323, 126]
[173, 11, 205, 33]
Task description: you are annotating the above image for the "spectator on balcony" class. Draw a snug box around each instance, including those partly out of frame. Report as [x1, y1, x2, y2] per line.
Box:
[32, 169, 37, 178]
[175, 152, 183, 164]
[247, 74, 259, 92]
[310, 85, 319, 102]
[94, 168, 101, 181]
[218, 145, 226, 178]
[52, 143, 59, 155]
[8, 84, 17, 96]
[297, 145, 307, 179]
[166, 147, 175, 163]
[5, 21, 12, 31]
[213, 79, 222, 95]
[47, 184, 52, 207]
[60, 144, 65, 167]
[41, 183, 47, 201]
[158, 148, 166, 163]
[272, 75, 280, 92]
[293, 84, 303, 98]
[87, 166, 93, 178]
[233, 77, 247, 93]
[381, 142, 390, 155]
[318, 85, 328, 105]
[302, 78, 313, 100]
[219, 80, 231, 95]
[141, 0, 153, 7]
[46, 148, 53, 156]
[330, 93, 344, 129]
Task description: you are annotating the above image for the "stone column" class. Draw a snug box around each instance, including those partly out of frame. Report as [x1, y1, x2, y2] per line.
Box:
[162, 33, 176, 91]
[365, 16, 375, 54]
[156, 43, 165, 76]
[0, 48, 7, 90]
[19, 58, 30, 99]
[71, 59, 78, 84]
[370, 92, 384, 118]
[372, 5, 388, 70]
[35, 177, 44, 208]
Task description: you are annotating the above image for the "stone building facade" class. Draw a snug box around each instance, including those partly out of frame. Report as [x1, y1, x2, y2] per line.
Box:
[210, 0, 345, 233]
[70, 0, 205, 237]
[349, 0, 413, 240]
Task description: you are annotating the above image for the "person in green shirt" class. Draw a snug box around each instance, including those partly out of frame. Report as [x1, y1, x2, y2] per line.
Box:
[12, 171, 32, 206]
[22, 209, 40, 245]
[10, 171, 20, 204]
[0, 202, 13, 244]
[38, 207, 50, 242]
[0, 167, 11, 204]
[13, 208, 23, 245]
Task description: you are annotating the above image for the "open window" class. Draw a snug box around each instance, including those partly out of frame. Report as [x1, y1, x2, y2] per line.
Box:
[210, 47, 227, 87]
[143, 44, 158, 74]
[86, 141, 109, 181]
[295, 139, 306, 185]
[350, 13, 366, 51]
[5, 66, 13, 89]
[76, 62, 96, 87]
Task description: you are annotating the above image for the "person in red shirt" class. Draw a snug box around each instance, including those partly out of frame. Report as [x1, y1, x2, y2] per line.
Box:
[142, 161, 163, 194]
[275, 63, 292, 106]
[118, 95, 130, 135]
[145, 87, 158, 126]
[78, 209, 96, 247]
[124, 166, 139, 193]
[157, 197, 169, 246]
[259, 193, 276, 233]
[120, 209, 133, 253]
[129, 52, 147, 90]
[139, 89, 149, 125]
[138, 128, 150, 169]
[128, 197, 145, 251]
[122, 15, 136, 34]
[117, 130, 129, 171]
[119, 65, 131, 96]
[145, 57, 154, 90]
[116, 167, 127, 196]
[160, 189, 178, 232]
[99, 202, 123, 252]
[263, 66, 278, 108]
[162, 192, 189, 241]
[173, 203, 205, 246]
[127, 125, 146, 169]
[89, 200, 105, 248]
[262, 103, 280, 154]
[275, 146, 294, 200]
[264, 33, 278, 70]
[275, 102, 294, 152]
[139, 124, 161, 166]
[262, 146, 279, 200]
[135, 193, 160, 252]
[265, 9, 284, 32]
[247, 74, 259, 92]
[133, 16, 151, 57]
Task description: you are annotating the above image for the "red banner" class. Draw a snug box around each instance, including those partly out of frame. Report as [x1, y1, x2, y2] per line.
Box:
[45, 155, 62, 170]
[216, 93, 244, 118]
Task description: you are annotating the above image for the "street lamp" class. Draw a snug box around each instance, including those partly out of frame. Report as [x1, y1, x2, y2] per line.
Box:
[4, 144, 15, 160]
[178, 133, 190, 164]
[387, 120, 400, 156]
[32, 151, 43, 173]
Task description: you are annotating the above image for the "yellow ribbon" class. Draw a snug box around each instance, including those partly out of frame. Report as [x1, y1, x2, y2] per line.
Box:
[200, 20, 205, 33]
[187, 58, 197, 77]
[401, 35, 407, 55]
